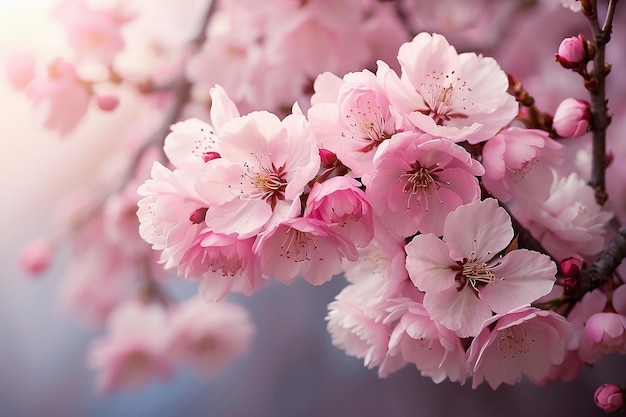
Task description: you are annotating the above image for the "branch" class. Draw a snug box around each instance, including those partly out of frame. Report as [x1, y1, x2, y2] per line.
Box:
[568, 227, 626, 301]
[584, 0, 618, 205]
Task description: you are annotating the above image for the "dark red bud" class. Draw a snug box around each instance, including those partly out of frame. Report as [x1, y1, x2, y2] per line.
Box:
[189, 207, 209, 224]
[202, 151, 221, 162]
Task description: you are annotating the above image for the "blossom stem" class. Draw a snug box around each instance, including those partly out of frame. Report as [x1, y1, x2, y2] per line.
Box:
[584, 0, 619, 205]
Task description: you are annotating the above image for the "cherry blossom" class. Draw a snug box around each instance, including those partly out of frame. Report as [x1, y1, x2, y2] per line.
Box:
[386, 300, 467, 384]
[365, 131, 483, 237]
[167, 297, 255, 375]
[381, 32, 518, 143]
[467, 307, 572, 389]
[88, 301, 172, 393]
[304, 175, 374, 248]
[481, 127, 563, 202]
[26, 58, 90, 135]
[195, 110, 320, 238]
[405, 198, 557, 337]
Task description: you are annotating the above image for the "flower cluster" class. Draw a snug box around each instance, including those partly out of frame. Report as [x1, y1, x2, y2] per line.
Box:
[10, 0, 626, 405]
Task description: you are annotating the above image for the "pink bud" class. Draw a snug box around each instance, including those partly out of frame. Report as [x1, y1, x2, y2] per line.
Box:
[202, 151, 221, 162]
[189, 207, 209, 224]
[6, 54, 36, 90]
[319, 148, 337, 166]
[556, 36, 585, 68]
[594, 383, 624, 413]
[560, 257, 583, 277]
[96, 95, 119, 111]
[553, 98, 590, 138]
[18, 238, 56, 275]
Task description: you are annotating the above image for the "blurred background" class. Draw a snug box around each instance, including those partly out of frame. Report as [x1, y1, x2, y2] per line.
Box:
[1, 1, 626, 416]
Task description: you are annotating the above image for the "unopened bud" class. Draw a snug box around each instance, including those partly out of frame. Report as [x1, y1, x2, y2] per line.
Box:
[319, 148, 337, 167]
[556, 36, 586, 69]
[6, 54, 35, 90]
[19, 238, 56, 276]
[96, 95, 119, 111]
[594, 383, 624, 413]
[202, 151, 221, 162]
[560, 257, 583, 278]
[553, 98, 590, 138]
[189, 207, 209, 224]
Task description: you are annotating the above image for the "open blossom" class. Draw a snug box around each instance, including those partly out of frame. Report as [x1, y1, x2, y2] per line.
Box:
[578, 285, 626, 363]
[53, 0, 131, 66]
[467, 307, 572, 389]
[381, 32, 518, 143]
[254, 217, 359, 286]
[481, 127, 563, 202]
[365, 131, 484, 237]
[386, 300, 467, 384]
[308, 66, 396, 176]
[326, 279, 405, 376]
[195, 110, 320, 238]
[88, 301, 172, 394]
[27, 58, 90, 135]
[137, 163, 261, 301]
[405, 198, 556, 337]
[168, 298, 254, 375]
[513, 171, 613, 260]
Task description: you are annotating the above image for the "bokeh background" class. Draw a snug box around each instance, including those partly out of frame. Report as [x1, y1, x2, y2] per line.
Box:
[1, 1, 626, 416]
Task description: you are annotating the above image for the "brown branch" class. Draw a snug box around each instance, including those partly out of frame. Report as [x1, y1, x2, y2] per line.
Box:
[568, 227, 626, 301]
[584, 0, 618, 205]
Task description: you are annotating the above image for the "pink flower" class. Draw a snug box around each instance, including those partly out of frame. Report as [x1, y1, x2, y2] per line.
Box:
[18, 238, 56, 276]
[578, 297, 626, 364]
[467, 307, 572, 389]
[405, 198, 557, 337]
[195, 111, 320, 238]
[304, 176, 374, 248]
[326, 280, 403, 376]
[167, 298, 254, 375]
[553, 98, 591, 138]
[382, 32, 518, 143]
[556, 36, 586, 69]
[308, 66, 397, 176]
[88, 301, 172, 394]
[513, 171, 612, 260]
[595, 384, 624, 413]
[365, 131, 484, 237]
[27, 58, 90, 135]
[387, 300, 467, 384]
[53, 0, 131, 66]
[254, 217, 358, 286]
[137, 163, 261, 301]
[481, 127, 563, 202]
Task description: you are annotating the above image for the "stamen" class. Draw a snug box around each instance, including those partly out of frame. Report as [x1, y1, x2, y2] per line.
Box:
[399, 163, 450, 210]
[280, 228, 321, 262]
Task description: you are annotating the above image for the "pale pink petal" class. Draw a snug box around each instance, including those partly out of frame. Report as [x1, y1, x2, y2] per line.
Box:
[405, 233, 457, 293]
[423, 286, 492, 337]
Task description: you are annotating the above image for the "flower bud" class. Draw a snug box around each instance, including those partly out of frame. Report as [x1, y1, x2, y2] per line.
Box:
[6, 54, 35, 90]
[560, 257, 583, 278]
[553, 98, 590, 138]
[96, 94, 119, 111]
[319, 148, 337, 167]
[18, 238, 56, 275]
[556, 36, 585, 68]
[594, 383, 624, 413]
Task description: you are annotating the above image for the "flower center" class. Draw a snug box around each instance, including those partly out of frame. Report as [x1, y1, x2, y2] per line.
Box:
[399, 163, 449, 210]
[417, 70, 471, 126]
[462, 261, 499, 286]
[496, 325, 537, 359]
[234, 155, 288, 209]
[281, 228, 321, 263]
